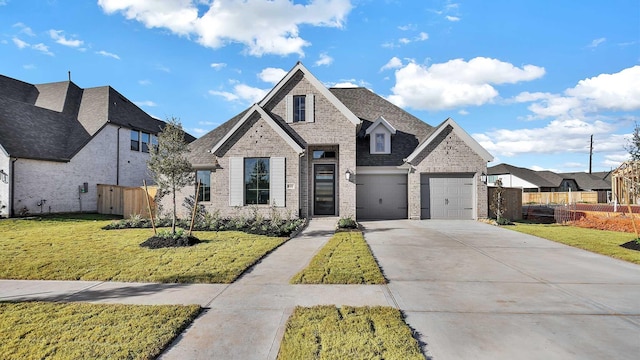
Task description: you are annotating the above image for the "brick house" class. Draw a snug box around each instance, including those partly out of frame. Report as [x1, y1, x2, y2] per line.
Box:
[0, 74, 193, 217]
[173, 62, 493, 220]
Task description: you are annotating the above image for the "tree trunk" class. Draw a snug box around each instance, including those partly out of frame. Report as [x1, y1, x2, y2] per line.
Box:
[172, 184, 177, 234]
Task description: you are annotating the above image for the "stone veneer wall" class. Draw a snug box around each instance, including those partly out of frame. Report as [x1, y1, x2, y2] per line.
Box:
[408, 125, 488, 219]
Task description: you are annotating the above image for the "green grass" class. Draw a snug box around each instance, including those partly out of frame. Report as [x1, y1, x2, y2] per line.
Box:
[0, 301, 200, 360]
[0, 216, 287, 283]
[290, 231, 386, 284]
[510, 223, 640, 264]
[277, 305, 425, 360]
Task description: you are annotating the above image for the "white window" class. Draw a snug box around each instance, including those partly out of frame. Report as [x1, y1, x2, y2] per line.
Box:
[229, 157, 285, 207]
[370, 130, 391, 154]
[375, 133, 385, 153]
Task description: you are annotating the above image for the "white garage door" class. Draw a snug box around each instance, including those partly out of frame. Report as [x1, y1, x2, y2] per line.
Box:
[421, 174, 474, 219]
[356, 174, 407, 220]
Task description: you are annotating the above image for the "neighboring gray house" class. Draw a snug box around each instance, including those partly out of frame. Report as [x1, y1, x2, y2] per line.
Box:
[488, 163, 612, 202]
[171, 62, 493, 220]
[0, 74, 193, 217]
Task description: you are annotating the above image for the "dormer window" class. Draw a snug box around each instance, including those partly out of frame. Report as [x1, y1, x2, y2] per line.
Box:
[375, 133, 386, 153]
[286, 94, 315, 123]
[366, 116, 396, 155]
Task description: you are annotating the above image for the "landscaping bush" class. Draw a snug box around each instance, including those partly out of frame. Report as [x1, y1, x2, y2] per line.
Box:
[337, 216, 358, 230]
[104, 211, 306, 237]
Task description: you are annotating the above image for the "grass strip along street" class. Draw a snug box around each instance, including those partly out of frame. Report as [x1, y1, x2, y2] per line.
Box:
[290, 231, 386, 284]
[0, 302, 200, 360]
[277, 305, 424, 360]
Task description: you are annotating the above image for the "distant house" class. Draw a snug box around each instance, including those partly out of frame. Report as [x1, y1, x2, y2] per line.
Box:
[0, 74, 194, 217]
[168, 62, 493, 221]
[488, 163, 612, 201]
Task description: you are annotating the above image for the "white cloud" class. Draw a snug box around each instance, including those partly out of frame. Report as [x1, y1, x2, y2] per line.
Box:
[156, 64, 171, 73]
[587, 37, 606, 48]
[190, 128, 209, 136]
[209, 83, 268, 104]
[399, 38, 411, 44]
[258, 67, 287, 84]
[416, 32, 429, 41]
[49, 29, 84, 47]
[134, 100, 157, 107]
[315, 52, 333, 66]
[387, 57, 545, 110]
[566, 66, 640, 111]
[23, 64, 36, 70]
[514, 66, 640, 119]
[98, 0, 353, 57]
[32, 43, 53, 56]
[380, 57, 403, 71]
[12, 37, 28, 49]
[474, 118, 617, 157]
[562, 162, 584, 169]
[332, 82, 359, 88]
[13, 22, 35, 36]
[96, 50, 120, 59]
[458, 109, 469, 115]
[198, 120, 219, 126]
[139, 79, 152, 85]
[210, 62, 226, 70]
[446, 15, 460, 22]
[398, 24, 416, 31]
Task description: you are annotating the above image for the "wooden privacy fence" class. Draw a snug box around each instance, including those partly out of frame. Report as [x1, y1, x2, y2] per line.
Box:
[522, 191, 598, 205]
[488, 187, 522, 220]
[97, 184, 157, 218]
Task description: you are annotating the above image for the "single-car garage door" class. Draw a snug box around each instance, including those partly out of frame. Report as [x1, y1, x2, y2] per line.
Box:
[421, 173, 474, 219]
[356, 174, 407, 220]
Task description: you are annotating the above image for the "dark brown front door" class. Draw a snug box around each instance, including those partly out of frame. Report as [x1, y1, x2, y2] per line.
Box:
[314, 164, 335, 215]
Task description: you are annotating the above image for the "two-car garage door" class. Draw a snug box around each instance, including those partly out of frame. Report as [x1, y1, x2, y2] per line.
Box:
[421, 173, 474, 220]
[355, 172, 475, 220]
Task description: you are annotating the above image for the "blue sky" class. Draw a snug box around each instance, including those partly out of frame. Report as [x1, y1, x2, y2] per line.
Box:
[1, 0, 638, 173]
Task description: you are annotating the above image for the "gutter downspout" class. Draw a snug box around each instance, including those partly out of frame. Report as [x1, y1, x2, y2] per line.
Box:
[116, 126, 121, 185]
[10, 158, 17, 217]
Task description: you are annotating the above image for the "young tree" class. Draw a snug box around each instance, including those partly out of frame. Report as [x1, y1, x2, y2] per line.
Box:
[490, 179, 507, 224]
[625, 122, 640, 161]
[147, 118, 193, 234]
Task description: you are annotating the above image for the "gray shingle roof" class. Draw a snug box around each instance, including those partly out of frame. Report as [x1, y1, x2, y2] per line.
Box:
[189, 87, 437, 168]
[559, 171, 612, 190]
[329, 87, 434, 166]
[0, 74, 192, 162]
[488, 163, 563, 188]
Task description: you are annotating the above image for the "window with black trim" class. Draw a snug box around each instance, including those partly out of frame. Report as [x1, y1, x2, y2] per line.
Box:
[244, 158, 270, 205]
[130, 130, 139, 151]
[293, 95, 305, 122]
[141, 132, 150, 153]
[196, 170, 211, 202]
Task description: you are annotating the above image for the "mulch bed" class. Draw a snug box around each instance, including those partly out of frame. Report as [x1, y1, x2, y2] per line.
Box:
[140, 235, 201, 249]
[620, 240, 640, 252]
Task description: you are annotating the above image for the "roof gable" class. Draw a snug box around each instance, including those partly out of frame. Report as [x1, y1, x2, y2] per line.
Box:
[365, 116, 396, 135]
[259, 62, 361, 126]
[488, 163, 563, 188]
[210, 104, 304, 155]
[406, 117, 493, 163]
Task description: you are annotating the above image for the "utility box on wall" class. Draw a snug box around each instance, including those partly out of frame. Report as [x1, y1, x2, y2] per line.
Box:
[80, 182, 89, 193]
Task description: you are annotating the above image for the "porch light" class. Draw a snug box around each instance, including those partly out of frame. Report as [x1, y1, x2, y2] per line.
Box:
[0, 169, 7, 184]
[480, 172, 487, 184]
[345, 169, 353, 181]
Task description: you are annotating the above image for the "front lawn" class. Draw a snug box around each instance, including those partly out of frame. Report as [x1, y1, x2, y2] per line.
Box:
[510, 223, 640, 264]
[0, 301, 200, 360]
[277, 305, 425, 360]
[0, 216, 287, 283]
[290, 231, 386, 284]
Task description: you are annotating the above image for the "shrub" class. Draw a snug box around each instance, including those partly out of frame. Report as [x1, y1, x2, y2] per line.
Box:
[337, 216, 358, 229]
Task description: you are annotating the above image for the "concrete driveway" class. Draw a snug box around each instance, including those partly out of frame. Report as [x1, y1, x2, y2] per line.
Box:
[361, 220, 640, 360]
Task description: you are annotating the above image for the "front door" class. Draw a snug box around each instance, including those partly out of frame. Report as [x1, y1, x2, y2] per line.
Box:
[314, 164, 335, 215]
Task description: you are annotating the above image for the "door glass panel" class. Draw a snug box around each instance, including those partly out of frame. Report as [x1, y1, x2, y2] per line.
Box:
[314, 164, 335, 215]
